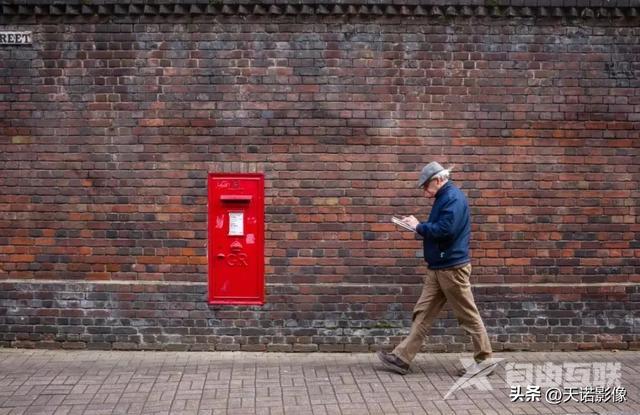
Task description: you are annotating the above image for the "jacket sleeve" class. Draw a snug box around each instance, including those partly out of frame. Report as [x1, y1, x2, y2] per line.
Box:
[415, 196, 461, 241]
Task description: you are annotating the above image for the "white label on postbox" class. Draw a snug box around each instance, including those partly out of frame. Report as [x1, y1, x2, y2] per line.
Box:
[228, 212, 244, 236]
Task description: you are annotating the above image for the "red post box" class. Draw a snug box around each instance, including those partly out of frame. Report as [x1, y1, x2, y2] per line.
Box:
[208, 173, 264, 305]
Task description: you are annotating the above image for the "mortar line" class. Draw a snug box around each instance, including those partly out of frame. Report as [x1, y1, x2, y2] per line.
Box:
[1, 279, 638, 288]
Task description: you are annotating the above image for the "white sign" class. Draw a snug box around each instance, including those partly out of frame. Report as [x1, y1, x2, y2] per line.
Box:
[0, 32, 32, 45]
[228, 212, 244, 236]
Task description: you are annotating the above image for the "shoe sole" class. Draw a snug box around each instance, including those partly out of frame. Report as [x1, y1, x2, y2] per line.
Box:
[457, 368, 495, 377]
[457, 362, 498, 377]
[377, 352, 410, 375]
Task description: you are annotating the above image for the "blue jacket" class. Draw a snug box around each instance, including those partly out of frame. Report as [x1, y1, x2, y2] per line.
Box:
[415, 181, 471, 270]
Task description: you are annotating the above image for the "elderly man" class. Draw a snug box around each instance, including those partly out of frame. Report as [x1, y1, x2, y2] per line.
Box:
[377, 161, 494, 376]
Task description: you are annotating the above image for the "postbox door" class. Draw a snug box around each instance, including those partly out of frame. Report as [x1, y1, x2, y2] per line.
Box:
[208, 173, 264, 304]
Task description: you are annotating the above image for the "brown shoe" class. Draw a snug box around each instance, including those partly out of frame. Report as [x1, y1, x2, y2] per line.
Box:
[376, 351, 410, 375]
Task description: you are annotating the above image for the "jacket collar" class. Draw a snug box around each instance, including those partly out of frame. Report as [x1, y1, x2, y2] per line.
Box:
[435, 181, 453, 198]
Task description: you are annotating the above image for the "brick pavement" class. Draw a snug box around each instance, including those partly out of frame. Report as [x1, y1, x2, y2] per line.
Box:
[0, 349, 638, 415]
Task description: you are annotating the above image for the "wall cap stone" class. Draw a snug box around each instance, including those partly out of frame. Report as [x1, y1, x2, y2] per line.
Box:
[1, 1, 639, 19]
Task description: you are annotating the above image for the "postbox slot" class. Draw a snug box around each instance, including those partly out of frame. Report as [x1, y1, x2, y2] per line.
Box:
[220, 194, 252, 202]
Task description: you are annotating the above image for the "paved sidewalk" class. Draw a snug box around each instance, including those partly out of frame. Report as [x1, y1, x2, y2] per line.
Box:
[0, 349, 638, 415]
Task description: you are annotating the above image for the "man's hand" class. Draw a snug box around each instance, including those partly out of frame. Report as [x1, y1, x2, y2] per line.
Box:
[402, 215, 419, 230]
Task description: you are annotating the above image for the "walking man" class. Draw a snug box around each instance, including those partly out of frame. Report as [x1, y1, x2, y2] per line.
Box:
[377, 161, 495, 376]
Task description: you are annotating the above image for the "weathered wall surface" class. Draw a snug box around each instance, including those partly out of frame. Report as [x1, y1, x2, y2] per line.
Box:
[1, 1, 639, 351]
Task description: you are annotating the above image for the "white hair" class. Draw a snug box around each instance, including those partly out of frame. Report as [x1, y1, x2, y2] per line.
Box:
[432, 169, 451, 182]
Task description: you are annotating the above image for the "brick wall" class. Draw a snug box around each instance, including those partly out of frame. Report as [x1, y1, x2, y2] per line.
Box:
[1, 2, 639, 351]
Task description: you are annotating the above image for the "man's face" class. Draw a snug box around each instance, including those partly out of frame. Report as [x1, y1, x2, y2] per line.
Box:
[423, 178, 441, 198]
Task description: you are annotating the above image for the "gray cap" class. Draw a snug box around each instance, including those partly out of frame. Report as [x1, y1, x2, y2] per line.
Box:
[417, 161, 445, 188]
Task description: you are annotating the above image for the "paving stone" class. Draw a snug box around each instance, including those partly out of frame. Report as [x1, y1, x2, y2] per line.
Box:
[0, 350, 639, 414]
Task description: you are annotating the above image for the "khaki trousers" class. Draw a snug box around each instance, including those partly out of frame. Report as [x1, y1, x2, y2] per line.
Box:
[393, 263, 492, 364]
